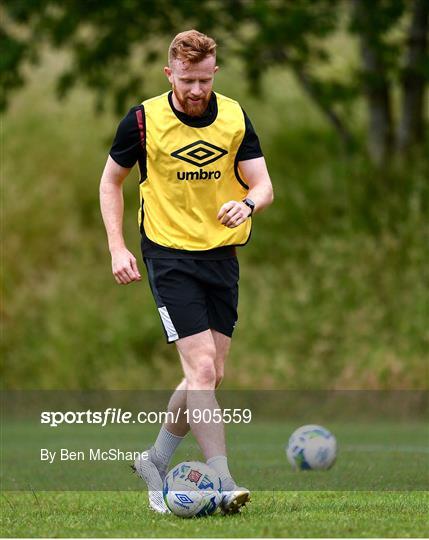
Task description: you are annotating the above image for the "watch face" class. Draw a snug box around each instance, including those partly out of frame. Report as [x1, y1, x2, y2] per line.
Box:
[244, 198, 255, 214]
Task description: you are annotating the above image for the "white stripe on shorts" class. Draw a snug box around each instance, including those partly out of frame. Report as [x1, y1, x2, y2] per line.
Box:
[158, 306, 179, 342]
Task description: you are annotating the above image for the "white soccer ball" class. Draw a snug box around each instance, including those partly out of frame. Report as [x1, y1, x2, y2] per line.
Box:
[286, 424, 337, 470]
[163, 461, 222, 517]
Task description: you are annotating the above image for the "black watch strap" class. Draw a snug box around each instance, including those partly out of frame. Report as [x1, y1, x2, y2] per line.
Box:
[243, 198, 255, 215]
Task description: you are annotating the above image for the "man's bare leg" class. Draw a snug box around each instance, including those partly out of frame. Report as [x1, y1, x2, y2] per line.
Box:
[134, 329, 249, 513]
[207, 331, 250, 511]
[165, 330, 229, 435]
[210, 329, 230, 388]
[141, 333, 228, 482]
[174, 329, 250, 513]
[164, 377, 189, 436]
[134, 334, 223, 490]
[175, 330, 226, 459]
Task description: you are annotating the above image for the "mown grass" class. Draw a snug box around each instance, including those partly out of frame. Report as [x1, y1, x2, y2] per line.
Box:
[2, 491, 428, 538]
[3, 419, 428, 491]
[2, 48, 428, 389]
[2, 417, 428, 537]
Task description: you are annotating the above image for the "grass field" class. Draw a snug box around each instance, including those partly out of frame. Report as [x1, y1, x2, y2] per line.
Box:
[1, 418, 428, 537]
[2, 490, 428, 538]
[2, 418, 428, 491]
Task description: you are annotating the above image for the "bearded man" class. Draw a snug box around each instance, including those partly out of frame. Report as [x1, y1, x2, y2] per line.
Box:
[100, 29, 274, 514]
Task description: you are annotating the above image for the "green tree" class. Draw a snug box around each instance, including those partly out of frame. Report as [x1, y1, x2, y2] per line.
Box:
[2, 0, 428, 163]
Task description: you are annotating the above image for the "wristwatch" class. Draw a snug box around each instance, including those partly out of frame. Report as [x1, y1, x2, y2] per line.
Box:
[242, 198, 255, 216]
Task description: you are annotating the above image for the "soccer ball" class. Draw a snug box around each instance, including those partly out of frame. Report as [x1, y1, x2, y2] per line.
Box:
[286, 424, 337, 470]
[163, 461, 222, 517]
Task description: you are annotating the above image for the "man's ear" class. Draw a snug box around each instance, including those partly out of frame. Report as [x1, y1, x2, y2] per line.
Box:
[164, 66, 173, 83]
[214, 66, 219, 74]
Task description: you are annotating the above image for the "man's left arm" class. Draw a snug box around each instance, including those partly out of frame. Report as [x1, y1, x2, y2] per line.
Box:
[217, 157, 274, 228]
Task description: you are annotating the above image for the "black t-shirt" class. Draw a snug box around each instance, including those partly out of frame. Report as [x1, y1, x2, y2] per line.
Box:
[109, 91, 263, 259]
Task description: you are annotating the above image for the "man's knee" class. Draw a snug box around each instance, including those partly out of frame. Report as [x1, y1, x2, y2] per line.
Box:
[188, 359, 217, 388]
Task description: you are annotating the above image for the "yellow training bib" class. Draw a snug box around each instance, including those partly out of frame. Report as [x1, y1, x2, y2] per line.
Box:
[138, 92, 251, 251]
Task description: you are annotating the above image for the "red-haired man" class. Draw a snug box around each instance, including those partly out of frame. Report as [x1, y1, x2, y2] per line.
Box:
[100, 29, 274, 514]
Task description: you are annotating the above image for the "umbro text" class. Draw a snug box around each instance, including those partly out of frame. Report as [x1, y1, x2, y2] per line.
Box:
[177, 169, 221, 181]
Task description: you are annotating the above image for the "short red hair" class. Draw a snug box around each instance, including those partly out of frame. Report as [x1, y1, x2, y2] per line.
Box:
[168, 30, 217, 65]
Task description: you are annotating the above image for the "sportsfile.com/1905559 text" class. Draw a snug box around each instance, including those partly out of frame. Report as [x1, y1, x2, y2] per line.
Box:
[40, 408, 252, 427]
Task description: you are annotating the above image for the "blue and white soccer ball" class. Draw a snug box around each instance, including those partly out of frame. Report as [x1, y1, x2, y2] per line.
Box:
[286, 424, 337, 470]
[163, 461, 222, 517]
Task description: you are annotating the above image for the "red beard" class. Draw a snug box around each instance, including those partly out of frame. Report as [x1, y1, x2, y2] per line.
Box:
[173, 86, 211, 117]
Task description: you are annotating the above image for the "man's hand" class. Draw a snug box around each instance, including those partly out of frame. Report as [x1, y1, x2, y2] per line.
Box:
[217, 200, 251, 228]
[111, 247, 141, 285]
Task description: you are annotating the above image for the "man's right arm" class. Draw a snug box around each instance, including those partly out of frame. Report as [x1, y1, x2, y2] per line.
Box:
[99, 156, 141, 285]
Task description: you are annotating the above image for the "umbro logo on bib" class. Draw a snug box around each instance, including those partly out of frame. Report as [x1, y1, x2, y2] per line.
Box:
[171, 140, 228, 167]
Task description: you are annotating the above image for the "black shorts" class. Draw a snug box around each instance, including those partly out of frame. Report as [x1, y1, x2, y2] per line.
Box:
[144, 257, 239, 343]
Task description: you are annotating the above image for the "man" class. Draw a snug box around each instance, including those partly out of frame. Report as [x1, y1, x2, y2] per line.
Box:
[100, 30, 273, 514]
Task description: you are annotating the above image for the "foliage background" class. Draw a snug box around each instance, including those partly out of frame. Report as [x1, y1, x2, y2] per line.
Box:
[2, 3, 428, 390]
